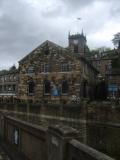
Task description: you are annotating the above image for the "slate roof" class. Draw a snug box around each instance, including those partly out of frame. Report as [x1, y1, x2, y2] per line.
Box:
[0, 68, 18, 76]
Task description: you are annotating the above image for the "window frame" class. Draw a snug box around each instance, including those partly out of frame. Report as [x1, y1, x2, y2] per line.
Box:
[61, 80, 69, 95]
[41, 63, 51, 73]
[61, 63, 70, 72]
[27, 66, 35, 76]
[27, 80, 35, 96]
[74, 44, 79, 53]
[44, 64, 51, 73]
[44, 80, 51, 95]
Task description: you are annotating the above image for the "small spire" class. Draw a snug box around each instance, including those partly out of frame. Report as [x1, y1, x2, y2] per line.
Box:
[118, 40, 120, 50]
[81, 29, 84, 35]
[68, 30, 71, 37]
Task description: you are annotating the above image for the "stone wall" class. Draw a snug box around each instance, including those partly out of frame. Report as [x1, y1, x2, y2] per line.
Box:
[0, 102, 120, 159]
[4, 116, 48, 160]
[87, 101, 120, 123]
[18, 40, 98, 102]
[87, 122, 120, 160]
[0, 114, 114, 160]
[68, 139, 114, 160]
[0, 102, 88, 144]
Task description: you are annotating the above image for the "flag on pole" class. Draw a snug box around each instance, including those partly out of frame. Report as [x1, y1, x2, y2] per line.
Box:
[77, 18, 81, 20]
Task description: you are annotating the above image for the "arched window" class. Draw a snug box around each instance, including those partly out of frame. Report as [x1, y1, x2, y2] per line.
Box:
[44, 80, 51, 95]
[62, 80, 69, 94]
[51, 85, 60, 96]
[81, 80, 88, 98]
[74, 44, 78, 53]
[28, 80, 34, 95]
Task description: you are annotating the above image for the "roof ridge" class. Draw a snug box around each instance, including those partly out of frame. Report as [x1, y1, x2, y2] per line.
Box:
[19, 40, 65, 63]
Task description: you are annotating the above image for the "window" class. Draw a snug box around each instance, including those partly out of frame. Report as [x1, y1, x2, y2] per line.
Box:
[74, 44, 78, 53]
[13, 85, 16, 91]
[61, 63, 69, 72]
[9, 76, 12, 81]
[0, 86, 2, 92]
[4, 85, 7, 91]
[51, 85, 60, 96]
[4, 76, 7, 81]
[62, 80, 69, 94]
[41, 64, 51, 73]
[44, 49, 49, 55]
[8, 85, 12, 92]
[13, 128, 19, 145]
[44, 80, 51, 95]
[13, 76, 16, 81]
[107, 63, 111, 70]
[44, 64, 51, 73]
[0, 77, 2, 82]
[27, 66, 34, 75]
[28, 80, 34, 95]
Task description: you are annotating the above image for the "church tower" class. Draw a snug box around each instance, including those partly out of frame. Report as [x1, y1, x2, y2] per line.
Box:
[68, 31, 88, 56]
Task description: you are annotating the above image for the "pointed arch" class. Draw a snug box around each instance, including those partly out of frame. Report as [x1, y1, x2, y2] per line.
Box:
[44, 80, 51, 95]
[62, 80, 69, 94]
[28, 80, 35, 95]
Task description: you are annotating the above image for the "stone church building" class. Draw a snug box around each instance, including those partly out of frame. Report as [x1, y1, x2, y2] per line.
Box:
[18, 33, 98, 103]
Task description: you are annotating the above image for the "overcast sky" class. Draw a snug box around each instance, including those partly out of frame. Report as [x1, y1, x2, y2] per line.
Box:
[0, 0, 120, 69]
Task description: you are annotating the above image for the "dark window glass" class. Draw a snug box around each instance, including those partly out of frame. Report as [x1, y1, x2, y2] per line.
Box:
[44, 64, 51, 73]
[61, 63, 69, 72]
[74, 44, 78, 53]
[41, 64, 51, 73]
[4, 85, 7, 91]
[41, 64, 44, 72]
[27, 66, 34, 75]
[62, 80, 69, 94]
[44, 80, 51, 95]
[44, 49, 49, 55]
[13, 85, 16, 91]
[0, 77, 2, 82]
[0, 85, 2, 92]
[28, 80, 34, 95]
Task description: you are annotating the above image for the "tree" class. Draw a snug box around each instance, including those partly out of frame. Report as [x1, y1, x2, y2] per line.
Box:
[9, 65, 16, 71]
[112, 32, 120, 48]
[112, 59, 120, 68]
[91, 46, 111, 58]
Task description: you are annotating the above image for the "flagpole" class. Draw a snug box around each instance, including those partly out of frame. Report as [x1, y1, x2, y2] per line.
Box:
[77, 18, 81, 33]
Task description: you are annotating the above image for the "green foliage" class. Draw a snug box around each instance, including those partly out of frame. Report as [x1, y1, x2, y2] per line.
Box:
[112, 32, 120, 48]
[111, 58, 120, 68]
[91, 47, 112, 58]
[9, 65, 16, 71]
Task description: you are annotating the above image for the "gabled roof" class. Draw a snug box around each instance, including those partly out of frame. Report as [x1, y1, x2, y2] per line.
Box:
[19, 39, 98, 73]
[19, 40, 66, 64]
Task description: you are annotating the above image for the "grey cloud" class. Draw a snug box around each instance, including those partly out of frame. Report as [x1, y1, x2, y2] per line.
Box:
[110, 3, 120, 18]
[61, 0, 95, 10]
[42, 6, 63, 18]
[0, 0, 40, 63]
[0, 0, 119, 68]
[42, 0, 96, 18]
